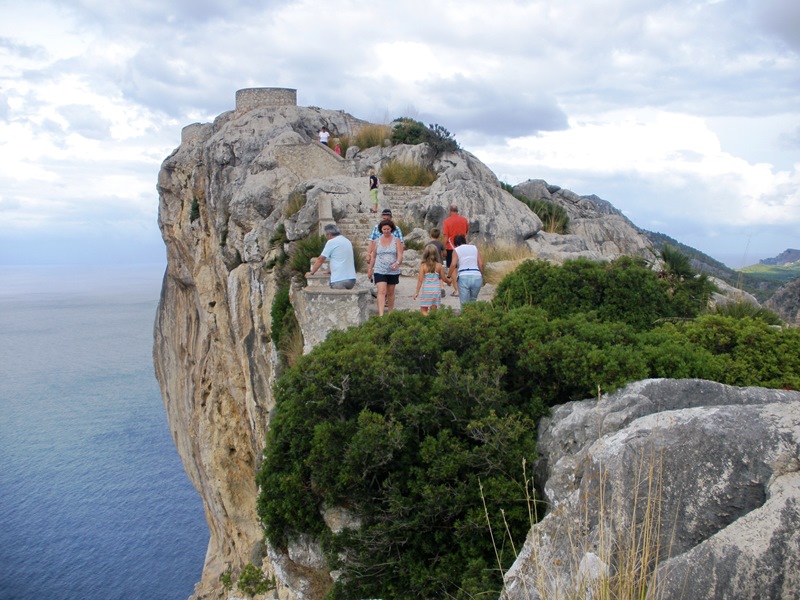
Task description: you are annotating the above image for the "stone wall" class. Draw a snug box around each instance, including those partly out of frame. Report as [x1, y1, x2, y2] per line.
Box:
[235, 87, 298, 117]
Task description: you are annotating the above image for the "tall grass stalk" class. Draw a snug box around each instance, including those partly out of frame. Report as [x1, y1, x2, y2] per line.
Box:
[354, 124, 391, 149]
[486, 406, 677, 600]
[380, 159, 436, 186]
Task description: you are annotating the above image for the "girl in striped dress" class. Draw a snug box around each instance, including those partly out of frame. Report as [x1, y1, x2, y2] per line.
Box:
[413, 245, 451, 315]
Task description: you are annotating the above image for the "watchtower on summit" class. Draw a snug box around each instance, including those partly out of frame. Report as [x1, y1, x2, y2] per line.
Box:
[235, 87, 298, 117]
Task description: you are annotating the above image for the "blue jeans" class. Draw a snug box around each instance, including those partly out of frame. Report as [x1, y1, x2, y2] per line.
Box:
[457, 274, 482, 306]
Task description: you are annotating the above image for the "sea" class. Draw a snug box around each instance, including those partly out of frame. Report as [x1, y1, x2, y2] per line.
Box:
[0, 264, 208, 600]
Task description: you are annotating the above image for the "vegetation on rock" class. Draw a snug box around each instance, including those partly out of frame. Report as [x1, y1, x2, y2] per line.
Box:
[390, 117, 459, 156]
[501, 182, 569, 234]
[257, 256, 800, 599]
[379, 158, 437, 186]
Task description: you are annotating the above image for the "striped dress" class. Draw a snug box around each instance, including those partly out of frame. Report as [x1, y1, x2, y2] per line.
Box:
[419, 272, 442, 308]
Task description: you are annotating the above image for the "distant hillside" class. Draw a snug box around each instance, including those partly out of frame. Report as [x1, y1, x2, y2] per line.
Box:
[740, 261, 800, 283]
[760, 248, 800, 266]
[642, 230, 787, 303]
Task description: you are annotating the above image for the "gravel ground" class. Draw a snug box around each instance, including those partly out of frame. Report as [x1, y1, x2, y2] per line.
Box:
[361, 275, 496, 314]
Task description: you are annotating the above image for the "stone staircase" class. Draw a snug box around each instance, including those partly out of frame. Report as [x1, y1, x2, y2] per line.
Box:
[337, 184, 431, 257]
[337, 213, 378, 258]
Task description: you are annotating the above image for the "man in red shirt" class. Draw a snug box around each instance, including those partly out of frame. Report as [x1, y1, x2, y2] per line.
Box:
[442, 204, 469, 269]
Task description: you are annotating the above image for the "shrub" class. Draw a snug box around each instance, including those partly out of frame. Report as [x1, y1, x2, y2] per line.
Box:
[269, 284, 292, 348]
[190, 198, 200, 222]
[710, 299, 783, 325]
[289, 234, 326, 276]
[501, 182, 570, 234]
[236, 563, 275, 597]
[258, 307, 545, 599]
[390, 117, 428, 145]
[528, 199, 569, 233]
[335, 135, 350, 156]
[257, 256, 800, 599]
[390, 118, 459, 156]
[380, 159, 436, 186]
[494, 256, 715, 330]
[284, 189, 307, 217]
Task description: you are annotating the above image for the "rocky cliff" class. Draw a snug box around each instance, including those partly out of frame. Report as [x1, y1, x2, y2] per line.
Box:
[501, 379, 800, 600]
[154, 89, 776, 599]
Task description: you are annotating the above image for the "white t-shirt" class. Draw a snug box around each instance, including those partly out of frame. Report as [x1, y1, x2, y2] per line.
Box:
[319, 130, 330, 144]
[455, 244, 480, 273]
[322, 235, 356, 283]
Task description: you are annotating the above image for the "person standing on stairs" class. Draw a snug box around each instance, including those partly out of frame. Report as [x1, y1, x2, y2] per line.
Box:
[368, 169, 379, 213]
[366, 208, 404, 259]
[367, 220, 403, 316]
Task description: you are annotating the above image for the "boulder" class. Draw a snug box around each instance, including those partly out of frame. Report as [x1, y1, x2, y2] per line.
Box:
[502, 379, 800, 600]
[515, 179, 655, 262]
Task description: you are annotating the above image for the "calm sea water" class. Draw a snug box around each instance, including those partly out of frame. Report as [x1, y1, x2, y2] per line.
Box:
[0, 265, 208, 600]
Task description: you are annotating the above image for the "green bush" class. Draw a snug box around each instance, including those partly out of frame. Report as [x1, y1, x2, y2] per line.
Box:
[237, 562, 275, 597]
[190, 198, 200, 222]
[284, 189, 307, 217]
[494, 257, 715, 330]
[257, 257, 800, 599]
[710, 300, 783, 325]
[390, 118, 459, 156]
[390, 117, 428, 145]
[269, 284, 292, 348]
[258, 307, 545, 599]
[290, 234, 326, 275]
[527, 198, 569, 233]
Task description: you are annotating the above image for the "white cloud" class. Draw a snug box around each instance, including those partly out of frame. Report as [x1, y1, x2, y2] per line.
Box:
[0, 0, 798, 266]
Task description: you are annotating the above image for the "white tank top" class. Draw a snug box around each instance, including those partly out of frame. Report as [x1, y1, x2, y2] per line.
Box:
[456, 245, 480, 272]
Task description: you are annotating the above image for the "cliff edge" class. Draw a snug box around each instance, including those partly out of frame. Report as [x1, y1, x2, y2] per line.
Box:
[152, 89, 690, 598]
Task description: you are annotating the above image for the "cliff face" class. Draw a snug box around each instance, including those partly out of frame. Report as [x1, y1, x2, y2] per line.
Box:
[153, 92, 665, 598]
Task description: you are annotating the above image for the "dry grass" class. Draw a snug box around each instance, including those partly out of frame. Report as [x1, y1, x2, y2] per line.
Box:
[280, 315, 305, 369]
[475, 242, 533, 285]
[354, 124, 392, 149]
[284, 189, 307, 217]
[380, 159, 436, 186]
[486, 396, 678, 600]
[477, 242, 532, 264]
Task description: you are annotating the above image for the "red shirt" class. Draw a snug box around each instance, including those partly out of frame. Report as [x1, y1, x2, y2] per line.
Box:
[442, 213, 469, 250]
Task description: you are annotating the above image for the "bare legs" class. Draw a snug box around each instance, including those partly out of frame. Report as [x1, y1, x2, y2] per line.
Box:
[376, 282, 397, 316]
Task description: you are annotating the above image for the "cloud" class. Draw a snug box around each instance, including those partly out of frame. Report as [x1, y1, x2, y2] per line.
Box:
[0, 0, 798, 267]
[756, 0, 800, 52]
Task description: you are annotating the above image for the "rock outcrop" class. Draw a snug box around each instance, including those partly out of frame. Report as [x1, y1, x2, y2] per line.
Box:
[766, 277, 800, 326]
[760, 248, 800, 266]
[502, 379, 800, 600]
[514, 179, 656, 262]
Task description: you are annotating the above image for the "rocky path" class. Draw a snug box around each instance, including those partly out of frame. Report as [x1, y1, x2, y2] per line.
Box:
[359, 274, 496, 315]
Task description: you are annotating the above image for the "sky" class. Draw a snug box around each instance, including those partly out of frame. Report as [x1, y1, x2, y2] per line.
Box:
[0, 0, 798, 269]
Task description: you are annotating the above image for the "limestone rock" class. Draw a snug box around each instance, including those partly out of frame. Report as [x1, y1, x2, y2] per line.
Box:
[501, 379, 800, 600]
[515, 178, 655, 262]
[766, 277, 800, 325]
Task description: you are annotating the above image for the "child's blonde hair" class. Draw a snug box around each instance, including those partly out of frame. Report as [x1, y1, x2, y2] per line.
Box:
[422, 245, 439, 274]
